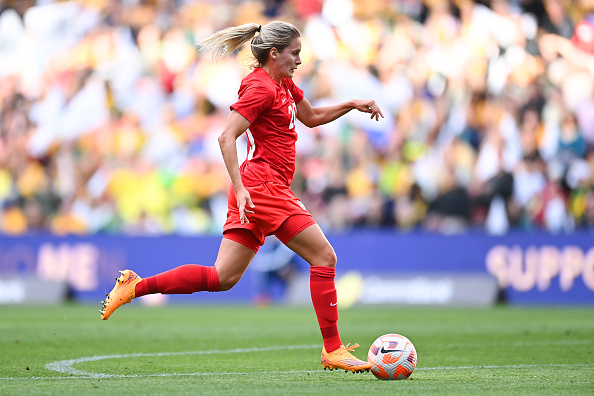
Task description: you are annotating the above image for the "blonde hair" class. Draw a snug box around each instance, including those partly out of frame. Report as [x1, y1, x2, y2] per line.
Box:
[198, 21, 300, 67]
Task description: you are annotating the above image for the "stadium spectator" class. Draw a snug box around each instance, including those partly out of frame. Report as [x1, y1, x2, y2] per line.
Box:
[0, 0, 594, 236]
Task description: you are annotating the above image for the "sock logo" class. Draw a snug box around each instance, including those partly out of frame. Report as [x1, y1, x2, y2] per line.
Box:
[330, 302, 337, 306]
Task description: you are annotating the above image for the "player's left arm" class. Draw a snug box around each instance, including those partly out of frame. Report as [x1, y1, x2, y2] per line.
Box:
[296, 97, 384, 128]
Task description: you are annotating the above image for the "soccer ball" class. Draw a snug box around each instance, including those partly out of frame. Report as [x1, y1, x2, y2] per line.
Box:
[367, 333, 417, 380]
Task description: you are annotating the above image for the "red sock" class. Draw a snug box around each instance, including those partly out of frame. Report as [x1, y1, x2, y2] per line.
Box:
[135, 265, 220, 297]
[310, 266, 342, 352]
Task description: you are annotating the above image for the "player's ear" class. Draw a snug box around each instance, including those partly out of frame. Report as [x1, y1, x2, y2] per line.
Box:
[270, 47, 278, 61]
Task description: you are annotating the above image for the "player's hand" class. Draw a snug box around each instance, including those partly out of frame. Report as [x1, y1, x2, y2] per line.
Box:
[235, 187, 255, 225]
[353, 100, 384, 121]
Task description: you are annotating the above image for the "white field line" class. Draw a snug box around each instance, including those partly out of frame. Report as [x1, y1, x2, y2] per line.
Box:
[0, 342, 590, 381]
[2, 363, 593, 381]
[44, 345, 321, 378]
[443, 340, 593, 348]
[419, 363, 594, 370]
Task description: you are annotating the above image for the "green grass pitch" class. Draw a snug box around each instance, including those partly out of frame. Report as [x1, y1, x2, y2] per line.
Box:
[0, 303, 593, 395]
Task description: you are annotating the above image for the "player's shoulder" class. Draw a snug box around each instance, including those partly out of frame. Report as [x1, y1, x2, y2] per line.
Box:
[241, 68, 276, 94]
[281, 77, 303, 102]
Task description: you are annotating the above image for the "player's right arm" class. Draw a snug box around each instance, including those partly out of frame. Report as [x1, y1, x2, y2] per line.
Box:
[218, 110, 255, 225]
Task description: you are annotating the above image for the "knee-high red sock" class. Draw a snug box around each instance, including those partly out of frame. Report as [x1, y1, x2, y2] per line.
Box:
[310, 266, 342, 352]
[135, 264, 220, 296]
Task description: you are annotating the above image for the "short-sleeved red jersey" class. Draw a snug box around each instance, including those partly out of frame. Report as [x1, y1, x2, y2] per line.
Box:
[230, 68, 304, 186]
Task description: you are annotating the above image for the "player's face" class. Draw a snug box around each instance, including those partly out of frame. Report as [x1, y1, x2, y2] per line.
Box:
[275, 38, 301, 79]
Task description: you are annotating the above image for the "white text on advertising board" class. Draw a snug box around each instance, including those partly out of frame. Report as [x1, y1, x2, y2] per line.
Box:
[486, 245, 594, 292]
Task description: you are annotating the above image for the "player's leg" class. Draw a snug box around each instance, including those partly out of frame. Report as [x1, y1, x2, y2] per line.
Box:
[100, 232, 257, 319]
[279, 218, 371, 372]
[134, 237, 257, 294]
[213, 236, 257, 291]
[282, 222, 341, 348]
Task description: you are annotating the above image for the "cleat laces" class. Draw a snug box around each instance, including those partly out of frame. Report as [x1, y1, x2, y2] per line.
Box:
[343, 342, 359, 352]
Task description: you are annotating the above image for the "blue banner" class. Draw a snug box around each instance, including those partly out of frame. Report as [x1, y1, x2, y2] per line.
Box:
[325, 231, 594, 305]
[0, 231, 592, 304]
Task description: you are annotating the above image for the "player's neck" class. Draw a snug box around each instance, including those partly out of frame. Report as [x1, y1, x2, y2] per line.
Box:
[261, 67, 281, 85]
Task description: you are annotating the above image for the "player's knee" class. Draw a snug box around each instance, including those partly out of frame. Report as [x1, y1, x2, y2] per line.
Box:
[218, 273, 242, 291]
[325, 249, 337, 268]
[315, 246, 337, 268]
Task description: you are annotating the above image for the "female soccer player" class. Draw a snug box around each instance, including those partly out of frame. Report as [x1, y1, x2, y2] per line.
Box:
[100, 20, 384, 373]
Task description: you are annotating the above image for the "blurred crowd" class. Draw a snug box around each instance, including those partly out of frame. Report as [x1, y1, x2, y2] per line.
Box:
[1, 0, 594, 236]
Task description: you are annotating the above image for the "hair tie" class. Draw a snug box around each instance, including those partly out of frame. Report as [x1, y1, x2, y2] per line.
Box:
[257, 25, 262, 33]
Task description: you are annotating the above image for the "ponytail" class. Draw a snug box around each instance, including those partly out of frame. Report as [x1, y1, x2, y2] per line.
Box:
[197, 23, 261, 61]
[198, 21, 300, 68]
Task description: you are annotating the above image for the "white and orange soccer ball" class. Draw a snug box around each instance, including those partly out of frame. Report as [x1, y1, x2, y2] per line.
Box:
[367, 333, 417, 380]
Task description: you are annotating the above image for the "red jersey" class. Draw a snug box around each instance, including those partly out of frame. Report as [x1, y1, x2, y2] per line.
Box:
[230, 68, 304, 187]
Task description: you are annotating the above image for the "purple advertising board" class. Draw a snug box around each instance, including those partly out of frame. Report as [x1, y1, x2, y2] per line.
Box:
[0, 231, 592, 305]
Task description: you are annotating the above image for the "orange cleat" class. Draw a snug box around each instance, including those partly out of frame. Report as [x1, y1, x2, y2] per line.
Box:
[100, 270, 142, 320]
[321, 343, 372, 373]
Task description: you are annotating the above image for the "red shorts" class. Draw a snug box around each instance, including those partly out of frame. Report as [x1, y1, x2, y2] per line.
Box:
[223, 182, 316, 253]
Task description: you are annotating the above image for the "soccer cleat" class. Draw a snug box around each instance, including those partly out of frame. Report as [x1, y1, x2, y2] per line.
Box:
[321, 343, 372, 373]
[100, 270, 142, 320]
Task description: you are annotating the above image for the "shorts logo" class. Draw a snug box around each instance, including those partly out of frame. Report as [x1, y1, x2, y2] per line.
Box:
[296, 200, 306, 210]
